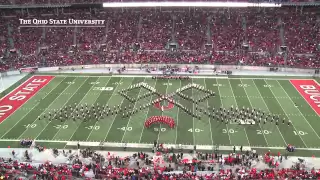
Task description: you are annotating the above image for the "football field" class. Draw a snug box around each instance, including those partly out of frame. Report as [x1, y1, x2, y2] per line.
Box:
[0, 74, 320, 155]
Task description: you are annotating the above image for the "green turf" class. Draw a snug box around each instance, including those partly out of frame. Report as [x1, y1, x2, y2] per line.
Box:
[1, 75, 320, 156]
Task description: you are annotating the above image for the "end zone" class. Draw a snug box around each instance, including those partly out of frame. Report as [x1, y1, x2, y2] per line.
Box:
[290, 79, 320, 116]
[0, 75, 54, 123]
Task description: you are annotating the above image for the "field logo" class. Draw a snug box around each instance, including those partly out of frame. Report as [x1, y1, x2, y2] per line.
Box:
[290, 79, 320, 116]
[0, 75, 54, 123]
[154, 98, 174, 110]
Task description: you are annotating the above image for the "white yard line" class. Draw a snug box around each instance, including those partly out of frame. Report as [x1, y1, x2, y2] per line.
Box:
[313, 79, 320, 86]
[156, 79, 169, 144]
[52, 77, 101, 140]
[240, 79, 269, 146]
[203, 78, 214, 146]
[138, 78, 159, 143]
[227, 79, 251, 146]
[22, 77, 87, 139]
[251, 79, 287, 145]
[216, 80, 232, 145]
[264, 80, 308, 148]
[85, 77, 122, 141]
[32, 77, 86, 139]
[0, 76, 57, 125]
[120, 77, 147, 143]
[191, 79, 196, 145]
[101, 78, 135, 143]
[103, 94, 127, 142]
[277, 80, 320, 141]
[174, 80, 181, 144]
[0, 77, 65, 139]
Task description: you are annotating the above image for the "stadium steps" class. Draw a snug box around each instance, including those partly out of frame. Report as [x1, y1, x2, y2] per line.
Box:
[242, 16, 252, 51]
[101, 18, 110, 44]
[137, 16, 143, 40]
[242, 16, 247, 43]
[73, 26, 77, 45]
[7, 25, 14, 49]
[36, 28, 46, 55]
[171, 15, 176, 42]
[206, 16, 212, 43]
[279, 18, 285, 46]
[8, 25, 22, 57]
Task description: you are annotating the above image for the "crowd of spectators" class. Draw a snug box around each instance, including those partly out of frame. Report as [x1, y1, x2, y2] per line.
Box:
[0, 0, 317, 5]
[0, 142, 319, 180]
[0, 7, 319, 71]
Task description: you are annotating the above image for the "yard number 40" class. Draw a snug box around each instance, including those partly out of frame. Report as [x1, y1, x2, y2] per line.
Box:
[188, 129, 202, 133]
[24, 124, 37, 128]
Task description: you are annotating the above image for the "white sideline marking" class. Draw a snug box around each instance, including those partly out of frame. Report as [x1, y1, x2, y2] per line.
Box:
[3, 139, 320, 151]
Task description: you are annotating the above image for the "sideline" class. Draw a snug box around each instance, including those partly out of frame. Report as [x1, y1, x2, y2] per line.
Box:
[3, 139, 320, 151]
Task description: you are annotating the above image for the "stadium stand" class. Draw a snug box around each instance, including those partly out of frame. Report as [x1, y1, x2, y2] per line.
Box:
[0, 2, 319, 180]
[0, 0, 317, 5]
[0, 7, 318, 71]
[1, 144, 320, 179]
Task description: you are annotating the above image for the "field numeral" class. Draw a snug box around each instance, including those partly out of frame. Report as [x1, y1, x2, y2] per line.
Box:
[154, 128, 166, 132]
[86, 126, 100, 130]
[222, 129, 236, 133]
[257, 130, 271, 134]
[163, 83, 172, 86]
[54, 125, 68, 129]
[90, 82, 100, 85]
[118, 127, 132, 131]
[238, 84, 249, 87]
[188, 128, 203, 133]
[93, 87, 114, 91]
[24, 124, 37, 128]
[113, 82, 123, 85]
[66, 82, 75, 85]
[213, 84, 222, 87]
[263, 84, 273, 88]
[293, 131, 307, 136]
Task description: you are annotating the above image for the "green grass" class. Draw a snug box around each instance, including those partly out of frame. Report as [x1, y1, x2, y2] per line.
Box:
[0, 75, 320, 156]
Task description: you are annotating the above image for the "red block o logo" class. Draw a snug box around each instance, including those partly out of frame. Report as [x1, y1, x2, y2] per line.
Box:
[154, 98, 174, 110]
